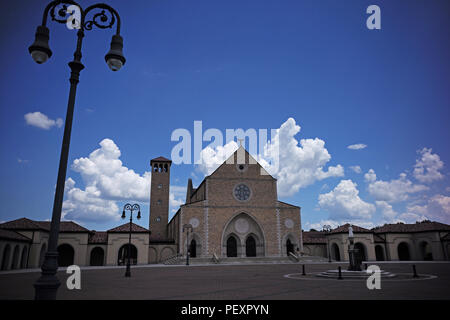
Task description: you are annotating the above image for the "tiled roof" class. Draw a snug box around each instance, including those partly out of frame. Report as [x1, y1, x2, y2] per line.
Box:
[108, 222, 150, 233]
[0, 218, 43, 230]
[88, 231, 108, 244]
[35, 221, 89, 232]
[372, 221, 450, 233]
[302, 231, 327, 244]
[0, 218, 89, 233]
[330, 223, 372, 234]
[151, 156, 172, 162]
[0, 229, 32, 242]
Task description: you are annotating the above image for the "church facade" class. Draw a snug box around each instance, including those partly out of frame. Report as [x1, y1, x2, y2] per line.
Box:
[0, 146, 303, 269]
[162, 147, 303, 260]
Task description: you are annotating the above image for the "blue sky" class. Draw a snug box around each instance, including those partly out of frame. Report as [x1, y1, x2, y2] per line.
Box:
[0, 0, 449, 231]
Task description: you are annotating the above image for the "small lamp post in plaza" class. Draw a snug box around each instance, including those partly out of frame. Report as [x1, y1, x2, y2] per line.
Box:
[31, 0, 125, 300]
[323, 225, 332, 263]
[122, 204, 141, 277]
[183, 224, 193, 265]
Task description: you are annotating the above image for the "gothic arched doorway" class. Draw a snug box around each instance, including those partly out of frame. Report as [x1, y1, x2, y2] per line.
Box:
[226, 236, 238, 257]
[118, 244, 137, 265]
[246, 236, 256, 257]
[286, 239, 294, 256]
[57, 244, 74, 267]
[190, 239, 197, 258]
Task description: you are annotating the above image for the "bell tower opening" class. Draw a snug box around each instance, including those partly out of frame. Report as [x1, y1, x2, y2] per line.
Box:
[149, 156, 172, 241]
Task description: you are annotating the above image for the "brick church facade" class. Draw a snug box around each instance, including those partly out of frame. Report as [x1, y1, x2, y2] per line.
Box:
[148, 146, 302, 263]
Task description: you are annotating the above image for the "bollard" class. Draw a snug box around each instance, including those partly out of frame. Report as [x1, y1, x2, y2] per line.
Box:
[412, 264, 419, 278]
[338, 266, 343, 280]
[302, 264, 306, 276]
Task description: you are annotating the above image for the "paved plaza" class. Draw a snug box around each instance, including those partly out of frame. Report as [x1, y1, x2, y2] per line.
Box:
[0, 262, 449, 300]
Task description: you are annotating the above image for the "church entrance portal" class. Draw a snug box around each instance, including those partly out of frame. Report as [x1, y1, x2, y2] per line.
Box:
[246, 236, 256, 257]
[227, 237, 238, 257]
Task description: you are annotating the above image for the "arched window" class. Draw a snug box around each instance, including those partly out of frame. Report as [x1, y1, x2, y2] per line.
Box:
[246, 236, 256, 257]
[1, 245, 11, 270]
[90, 247, 105, 266]
[375, 245, 385, 261]
[154, 164, 158, 172]
[118, 244, 137, 265]
[331, 243, 340, 261]
[164, 164, 168, 172]
[58, 244, 75, 267]
[398, 242, 410, 261]
[226, 236, 237, 257]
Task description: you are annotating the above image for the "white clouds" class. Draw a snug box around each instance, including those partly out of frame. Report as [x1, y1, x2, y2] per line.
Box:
[197, 141, 238, 175]
[364, 169, 377, 183]
[367, 172, 428, 203]
[413, 148, 444, 183]
[196, 118, 343, 197]
[71, 139, 151, 201]
[349, 165, 362, 174]
[259, 118, 344, 197]
[402, 195, 450, 224]
[318, 180, 375, 220]
[63, 139, 185, 223]
[375, 201, 397, 220]
[347, 143, 367, 150]
[24, 112, 63, 130]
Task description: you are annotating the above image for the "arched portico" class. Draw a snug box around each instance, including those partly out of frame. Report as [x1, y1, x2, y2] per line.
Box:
[221, 212, 265, 257]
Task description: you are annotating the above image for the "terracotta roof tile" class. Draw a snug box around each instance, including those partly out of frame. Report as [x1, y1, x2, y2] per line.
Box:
[0, 218, 43, 230]
[372, 220, 450, 233]
[331, 223, 371, 234]
[108, 222, 150, 233]
[151, 156, 172, 162]
[88, 231, 108, 244]
[0, 218, 89, 233]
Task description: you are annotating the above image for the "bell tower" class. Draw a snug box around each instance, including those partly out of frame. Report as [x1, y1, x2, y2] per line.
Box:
[149, 156, 171, 240]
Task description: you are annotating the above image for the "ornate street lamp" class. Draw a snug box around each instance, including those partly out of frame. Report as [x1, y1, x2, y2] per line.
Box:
[122, 204, 141, 277]
[31, 1, 125, 300]
[323, 225, 332, 263]
[183, 224, 193, 265]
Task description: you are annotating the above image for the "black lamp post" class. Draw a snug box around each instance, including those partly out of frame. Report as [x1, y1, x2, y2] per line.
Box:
[323, 225, 332, 263]
[183, 224, 193, 265]
[122, 204, 141, 277]
[31, 1, 125, 300]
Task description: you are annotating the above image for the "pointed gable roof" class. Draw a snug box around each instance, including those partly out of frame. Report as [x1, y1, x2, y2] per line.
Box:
[107, 222, 150, 233]
[208, 145, 275, 180]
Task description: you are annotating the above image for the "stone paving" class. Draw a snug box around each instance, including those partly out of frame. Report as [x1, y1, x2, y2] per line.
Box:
[0, 262, 449, 299]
